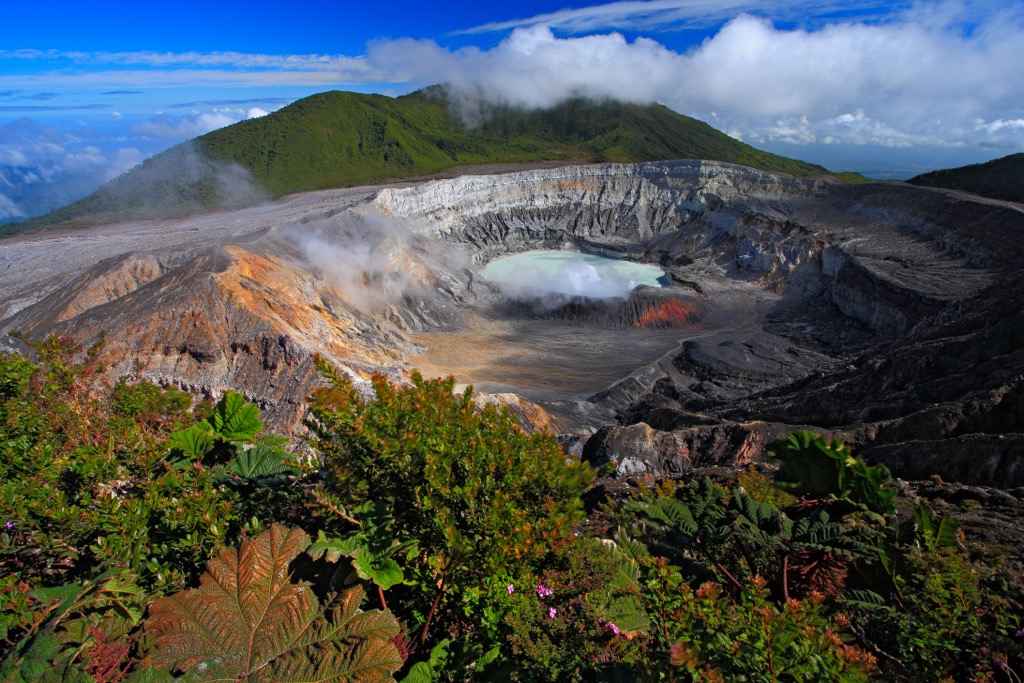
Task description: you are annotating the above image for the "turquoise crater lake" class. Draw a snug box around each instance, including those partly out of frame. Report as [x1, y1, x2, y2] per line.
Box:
[481, 251, 667, 299]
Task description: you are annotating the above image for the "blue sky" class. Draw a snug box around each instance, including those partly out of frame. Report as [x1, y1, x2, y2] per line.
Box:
[2, 0, 1022, 223]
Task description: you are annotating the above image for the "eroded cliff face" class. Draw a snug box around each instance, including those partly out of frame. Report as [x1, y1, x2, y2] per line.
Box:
[1, 161, 1022, 485]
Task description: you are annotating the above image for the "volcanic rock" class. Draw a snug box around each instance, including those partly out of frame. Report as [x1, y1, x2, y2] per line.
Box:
[1, 160, 1022, 486]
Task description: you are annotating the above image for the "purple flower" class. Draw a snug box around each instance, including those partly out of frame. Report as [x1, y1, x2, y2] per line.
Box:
[3, 520, 12, 531]
[606, 622, 620, 636]
[536, 583, 554, 598]
[1016, 630, 1024, 638]
[548, 607, 557, 618]
[507, 583, 515, 595]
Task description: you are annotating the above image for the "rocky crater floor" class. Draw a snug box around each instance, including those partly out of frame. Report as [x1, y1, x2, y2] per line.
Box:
[2, 160, 1023, 486]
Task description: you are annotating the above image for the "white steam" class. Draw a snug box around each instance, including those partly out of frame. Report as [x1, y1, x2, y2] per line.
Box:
[293, 213, 417, 315]
[482, 251, 664, 300]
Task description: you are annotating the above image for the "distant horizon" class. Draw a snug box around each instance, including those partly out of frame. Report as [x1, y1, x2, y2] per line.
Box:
[2, 0, 1021, 223]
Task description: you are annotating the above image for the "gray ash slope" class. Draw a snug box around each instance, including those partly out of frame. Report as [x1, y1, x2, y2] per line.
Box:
[2, 160, 1023, 486]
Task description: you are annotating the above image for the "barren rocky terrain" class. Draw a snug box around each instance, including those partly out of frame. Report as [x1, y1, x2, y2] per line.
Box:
[2, 160, 1022, 485]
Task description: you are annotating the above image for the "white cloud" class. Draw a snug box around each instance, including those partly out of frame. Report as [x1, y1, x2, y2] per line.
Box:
[132, 111, 240, 139]
[0, 119, 149, 223]
[456, 0, 905, 35]
[0, 192, 24, 220]
[370, 27, 683, 110]
[0, 48, 373, 73]
[247, 107, 269, 119]
[369, 3, 1024, 152]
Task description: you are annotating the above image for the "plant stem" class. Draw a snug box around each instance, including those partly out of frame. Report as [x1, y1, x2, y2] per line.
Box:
[781, 553, 790, 602]
[714, 561, 744, 592]
[419, 576, 448, 647]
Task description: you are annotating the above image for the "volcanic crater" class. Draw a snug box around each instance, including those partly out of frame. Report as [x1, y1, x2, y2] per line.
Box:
[2, 160, 1023, 485]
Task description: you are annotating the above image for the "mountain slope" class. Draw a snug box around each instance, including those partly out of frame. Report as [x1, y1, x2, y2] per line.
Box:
[6, 88, 830, 233]
[908, 153, 1024, 203]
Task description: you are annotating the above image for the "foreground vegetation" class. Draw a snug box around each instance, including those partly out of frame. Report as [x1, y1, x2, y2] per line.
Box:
[5, 89, 835, 235]
[1, 336, 1022, 681]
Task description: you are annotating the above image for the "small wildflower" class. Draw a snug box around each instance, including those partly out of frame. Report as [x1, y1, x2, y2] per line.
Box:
[536, 583, 554, 598]
[548, 607, 557, 618]
[507, 583, 515, 595]
[606, 622, 620, 636]
[3, 520, 13, 531]
[1016, 630, 1024, 638]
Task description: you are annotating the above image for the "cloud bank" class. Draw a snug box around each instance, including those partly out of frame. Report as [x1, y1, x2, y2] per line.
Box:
[370, 4, 1024, 153]
[0, 106, 275, 224]
[0, 119, 145, 221]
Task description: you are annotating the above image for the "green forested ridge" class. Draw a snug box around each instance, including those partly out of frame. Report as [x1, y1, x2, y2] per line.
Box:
[1, 335, 1022, 681]
[908, 152, 1024, 203]
[5, 88, 832, 235]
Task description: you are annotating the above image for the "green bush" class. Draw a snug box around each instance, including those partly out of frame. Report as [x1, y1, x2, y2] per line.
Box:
[3, 340, 1023, 682]
[305, 362, 595, 669]
[494, 536, 648, 681]
[655, 572, 876, 682]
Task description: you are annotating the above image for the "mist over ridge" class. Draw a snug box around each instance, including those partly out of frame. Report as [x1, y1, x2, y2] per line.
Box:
[2, 87, 832, 235]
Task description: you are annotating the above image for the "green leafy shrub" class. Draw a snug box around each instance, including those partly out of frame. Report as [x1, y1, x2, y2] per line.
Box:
[493, 536, 648, 681]
[627, 476, 876, 601]
[769, 430, 895, 515]
[658, 574, 875, 682]
[0, 570, 147, 683]
[110, 380, 191, 425]
[0, 337, 305, 657]
[305, 363, 595, 667]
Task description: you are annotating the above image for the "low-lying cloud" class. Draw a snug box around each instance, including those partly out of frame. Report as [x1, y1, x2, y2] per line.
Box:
[132, 106, 268, 139]
[0, 104, 278, 225]
[369, 4, 1024, 154]
[0, 118, 145, 222]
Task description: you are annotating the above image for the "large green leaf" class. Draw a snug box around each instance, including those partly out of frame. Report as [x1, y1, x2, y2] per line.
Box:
[912, 500, 962, 551]
[168, 423, 215, 459]
[308, 532, 408, 591]
[144, 524, 403, 682]
[208, 390, 264, 442]
[769, 430, 895, 514]
[399, 639, 450, 683]
[351, 553, 405, 591]
[223, 438, 297, 483]
[308, 531, 364, 564]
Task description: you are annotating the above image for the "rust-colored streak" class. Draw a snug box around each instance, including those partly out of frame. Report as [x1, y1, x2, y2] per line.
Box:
[634, 299, 700, 328]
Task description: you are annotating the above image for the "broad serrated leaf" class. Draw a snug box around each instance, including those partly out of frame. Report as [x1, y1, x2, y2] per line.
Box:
[209, 390, 264, 442]
[168, 423, 214, 459]
[600, 594, 650, 633]
[143, 524, 402, 682]
[307, 531, 364, 564]
[399, 638, 450, 683]
[225, 441, 296, 482]
[351, 553, 404, 591]
[400, 661, 435, 683]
